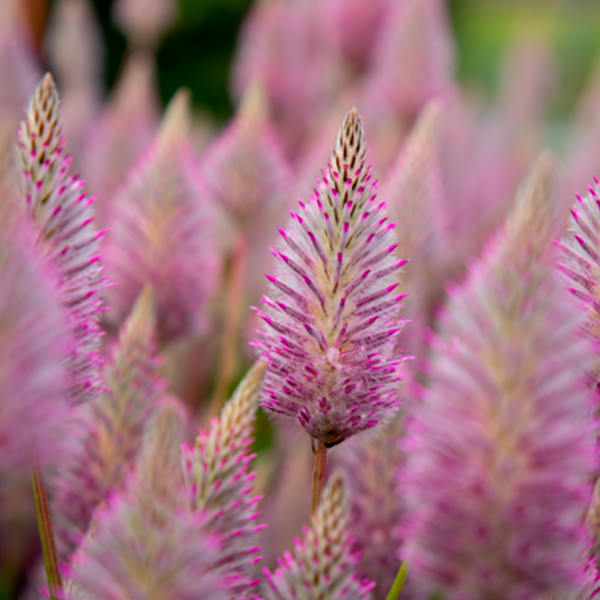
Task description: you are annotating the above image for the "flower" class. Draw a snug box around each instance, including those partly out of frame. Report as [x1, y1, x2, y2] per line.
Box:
[18, 72, 106, 405]
[402, 154, 595, 599]
[262, 472, 374, 600]
[254, 107, 406, 447]
[182, 361, 266, 593]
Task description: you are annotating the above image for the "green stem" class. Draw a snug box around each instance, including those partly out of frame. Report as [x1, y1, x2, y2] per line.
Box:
[211, 232, 248, 414]
[31, 465, 62, 599]
[310, 438, 327, 514]
[385, 562, 408, 600]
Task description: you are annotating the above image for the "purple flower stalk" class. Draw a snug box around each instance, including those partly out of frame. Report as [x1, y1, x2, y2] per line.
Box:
[403, 154, 595, 599]
[67, 400, 230, 600]
[53, 287, 165, 562]
[254, 108, 406, 448]
[182, 361, 266, 593]
[18, 73, 106, 405]
[262, 473, 374, 600]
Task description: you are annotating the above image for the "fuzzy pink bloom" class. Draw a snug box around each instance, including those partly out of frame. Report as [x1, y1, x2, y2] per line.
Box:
[182, 361, 266, 594]
[67, 401, 229, 600]
[18, 73, 106, 405]
[53, 287, 165, 562]
[262, 473, 374, 600]
[254, 108, 406, 447]
[403, 155, 595, 599]
[105, 90, 216, 342]
[0, 216, 70, 476]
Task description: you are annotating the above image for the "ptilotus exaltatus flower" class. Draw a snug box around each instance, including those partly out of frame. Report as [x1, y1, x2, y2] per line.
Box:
[403, 154, 595, 599]
[559, 177, 600, 395]
[182, 361, 266, 593]
[105, 88, 216, 342]
[262, 472, 374, 600]
[0, 215, 70, 478]
[67, 400, 230, 600]
[53, 287, 165, 562]
[18, 72, 105, 405]
[254, 108, 406, 448]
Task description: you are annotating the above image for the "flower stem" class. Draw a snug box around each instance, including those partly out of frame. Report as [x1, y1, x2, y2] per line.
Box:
[31, 465, 62, 599]
[311, 438, 327, 514]
[385, 562, 408, 600]
[211, 232, 248, 414]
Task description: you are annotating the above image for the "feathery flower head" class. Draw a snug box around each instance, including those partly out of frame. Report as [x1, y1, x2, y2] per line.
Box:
[254, 108, 406, 447]
[53, 286, 165, 561]
[0, 215, 70, 477]
[262, 472, 374, 600]
[403, 154, 595, 599]
[113, 0, 177, 48]
[67, 401, 229, 600]
[182, 361, 266, 592]
[105, 88, 216, 342]
[18, 72, 105, 404]
[559, 177, 600, 393]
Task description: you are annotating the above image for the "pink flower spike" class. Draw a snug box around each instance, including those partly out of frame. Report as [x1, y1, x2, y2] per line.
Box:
[18, 72, 106, 405]
[255, 108, 407, 448]
[104, 88, 217, 342]
[262, 473, 374, 600]
[403, 154, 595, 599]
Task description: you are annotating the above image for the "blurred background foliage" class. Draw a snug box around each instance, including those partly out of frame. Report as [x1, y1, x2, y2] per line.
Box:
[24, 0, 599, 127]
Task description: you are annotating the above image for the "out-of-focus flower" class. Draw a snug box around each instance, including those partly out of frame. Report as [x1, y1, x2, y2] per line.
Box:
[364, 0, 454, 119]
[53, 287, 165, 561]
[338, 418, 405, 600]
[559, 178, 600, 394]
[262, 472, 374, 599]
[204, 83, 291, 233]
[18, 73, 106, 405]
[0, 215, 70, 478]
[67, 400, 229, 600]
[254, 108, 406, 447]
[403, 154, 595, 599]
[182, 361, 266, 593]
[379, 99, 446, 359]
[113, 0, 177, 48]
[82, 50, 159, 228]
[105, 89, 216, 342]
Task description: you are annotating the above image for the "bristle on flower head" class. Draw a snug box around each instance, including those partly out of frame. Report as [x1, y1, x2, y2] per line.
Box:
[254, 108, 406, 447]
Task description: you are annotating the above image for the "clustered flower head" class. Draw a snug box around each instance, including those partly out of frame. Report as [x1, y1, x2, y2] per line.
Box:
[254, 107, 406, 447]
[402, 155, 595, 599]
[262, 473, 375, 600]
[17, 72, 106, 405]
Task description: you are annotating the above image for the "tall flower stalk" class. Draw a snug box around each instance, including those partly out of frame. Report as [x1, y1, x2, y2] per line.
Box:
[254, 108, 406, 507]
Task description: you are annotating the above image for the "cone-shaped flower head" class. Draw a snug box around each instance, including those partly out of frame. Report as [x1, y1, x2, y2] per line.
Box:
[0, 215, 70, 477]
[105, 89, 216, 342]
[204, 83, 291, 229]
[254, 108, 406, 447]
[67, 400, 229, 600]
[182, 361, 266, 593]
[262, 472, 374, 599]
[559, 177, 600, 395]
[18, 73, 105, 405]
[53, 287, 165, 561]
[402, 154, 595, 599]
